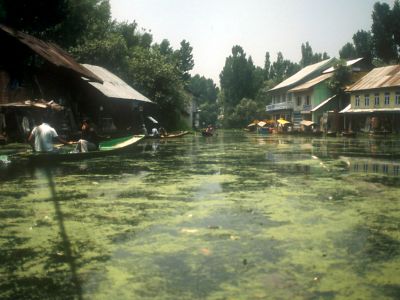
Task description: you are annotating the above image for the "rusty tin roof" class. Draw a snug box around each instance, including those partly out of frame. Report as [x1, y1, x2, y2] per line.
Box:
[346, 65, 400, 92]
[0, 24, 102, 83]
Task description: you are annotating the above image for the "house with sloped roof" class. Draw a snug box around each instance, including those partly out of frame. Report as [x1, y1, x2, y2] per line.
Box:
[0, 24, 153, 141]
[266, 58, 334, 124]
[285, 57, 373, 132]
[79, 64, 153, 133]
[341, 65, 400, 133]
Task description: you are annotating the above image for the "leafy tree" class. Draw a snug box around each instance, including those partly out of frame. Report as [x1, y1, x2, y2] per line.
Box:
[225, 98, 265, 128]
[300, 42, 329, 67]
[352, 30, 373, 63]
[113, 21, 140, 49]
[339, 42, 357, 60]
[328, 61, 352, 97]
[188, 75, 219, 126]
[372, 2, 397, 63]
[0, 0, 67, 35]
[127, 47, 186, 128]
[220, 45, 256, 109]
[174, 40, 194, 84]
[393, 0, 400, 60]
[158, 39, 174, 57]
[70, 33, 129, 75]
[300, 42, 314, 67]
[270, 52, 300, 83]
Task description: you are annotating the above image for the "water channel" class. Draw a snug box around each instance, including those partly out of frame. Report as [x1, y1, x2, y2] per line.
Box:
[1, 131, 400, 299]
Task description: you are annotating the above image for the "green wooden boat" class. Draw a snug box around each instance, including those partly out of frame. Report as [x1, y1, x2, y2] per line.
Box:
[24, 135, 145, 163]
[145, 131, 189, 139]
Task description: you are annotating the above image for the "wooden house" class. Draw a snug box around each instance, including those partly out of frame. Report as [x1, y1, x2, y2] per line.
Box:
[0, 24, 153, 142]
[342, 65, 400, 133]
[266, 58, 334, 124]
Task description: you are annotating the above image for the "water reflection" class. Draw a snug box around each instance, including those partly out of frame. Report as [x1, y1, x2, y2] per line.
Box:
[1, 131, 400, 299]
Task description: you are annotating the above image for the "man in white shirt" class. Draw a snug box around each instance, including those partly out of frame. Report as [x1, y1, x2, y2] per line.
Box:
[28, 119, 69, 152]
[151, 127, 159, 137]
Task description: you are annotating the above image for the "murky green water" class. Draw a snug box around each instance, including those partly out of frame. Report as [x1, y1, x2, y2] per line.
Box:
[1, 131, 400, 299]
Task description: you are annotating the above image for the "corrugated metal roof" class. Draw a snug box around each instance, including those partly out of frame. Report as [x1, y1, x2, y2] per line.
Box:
[323, 57, 364, 74]
[82, 64, 153, 103]
[289, 73, 333, 92]
[346, 65, 400, 92]
[269, 58, 333, 92]
[0, 24, 102, 83]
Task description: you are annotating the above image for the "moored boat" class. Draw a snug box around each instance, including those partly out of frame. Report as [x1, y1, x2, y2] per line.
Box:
[22, 135, 145, 163]
[145, 131, 189, 139]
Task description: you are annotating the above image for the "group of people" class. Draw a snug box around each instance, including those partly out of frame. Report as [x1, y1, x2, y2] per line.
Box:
[28, 117, 101, 153]
[141, 124, 167, 137]
[28, 119, 171, 153]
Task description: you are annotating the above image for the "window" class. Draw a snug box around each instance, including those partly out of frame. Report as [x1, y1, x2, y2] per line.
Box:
[306, 95, 310, 105]
[355, 95, 360, 106]
[374, 93, 380, 105]
[394, 165, 399, 176]
[297, 96, 301, 106]
[364, 94, 370, 106]
[384, 92, 390, 105]
[396, 91, 400, 105]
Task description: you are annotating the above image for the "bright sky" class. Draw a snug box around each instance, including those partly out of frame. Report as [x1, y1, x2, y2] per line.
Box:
[110, 0, 394, 84]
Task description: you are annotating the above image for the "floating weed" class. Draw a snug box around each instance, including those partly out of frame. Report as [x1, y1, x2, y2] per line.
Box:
[1, 132, 400, 299]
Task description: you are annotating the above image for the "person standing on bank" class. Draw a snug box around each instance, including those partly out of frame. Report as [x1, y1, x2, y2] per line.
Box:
[28, 117, 70, 152]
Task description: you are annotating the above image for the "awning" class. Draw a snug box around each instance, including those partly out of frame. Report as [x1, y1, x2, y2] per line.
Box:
[311, 95, 337, 112]
[257, 121, 266, 127]
[148, 116, 158, 124]
[339, 104, 351, 113]
[0, 100, 64, 111]
[277, 119, 290, 125]
[300, 120, 315, 126]
[340, 105, 400, 114]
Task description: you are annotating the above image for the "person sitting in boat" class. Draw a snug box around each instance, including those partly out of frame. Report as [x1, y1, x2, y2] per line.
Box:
[28, 116, 70, 152]
[75, 119, 100, 152]
[159, 127, 168, 137]
[151, 127, 160, 137]
[141, 124, 148, 136]
[203, 124, 214, 136]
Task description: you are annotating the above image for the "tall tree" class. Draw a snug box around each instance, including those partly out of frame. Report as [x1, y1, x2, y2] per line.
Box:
[220, 45, 256, 109]
[300, 42, 314, 67]
[300, 42, 329, 67]
[328, 61, 352, 97]
[264, 51, 271, 80]
[393, 0, 400, 60]
[352, 30, 374, 63]
[189, 75, 219, 126]
[372, 2, 397, 63]
[339, 42, 357, 60]
[174, 40, 194, 84]
[270, 52, 300, 83]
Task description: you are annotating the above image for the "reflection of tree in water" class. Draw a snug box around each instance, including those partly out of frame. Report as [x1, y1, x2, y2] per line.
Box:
[0, 168, 83, 300]
[44, 168, 83, 300]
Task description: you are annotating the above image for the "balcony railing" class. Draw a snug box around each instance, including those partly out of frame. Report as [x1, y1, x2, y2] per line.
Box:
[266, 102, 294, 112]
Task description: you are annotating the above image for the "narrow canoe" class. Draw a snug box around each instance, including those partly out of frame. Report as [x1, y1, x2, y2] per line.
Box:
[24, 135, 145, 163]
[145, 131, 189, 139]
